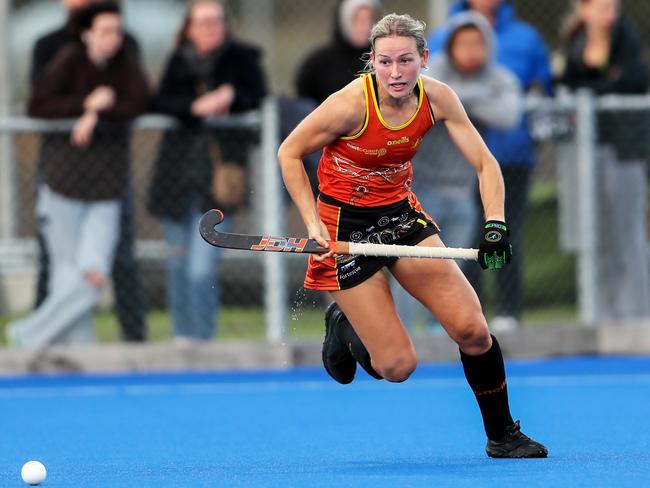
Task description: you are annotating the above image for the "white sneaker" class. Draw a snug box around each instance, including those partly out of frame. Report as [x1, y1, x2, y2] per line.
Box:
[491, 315, 520, 333]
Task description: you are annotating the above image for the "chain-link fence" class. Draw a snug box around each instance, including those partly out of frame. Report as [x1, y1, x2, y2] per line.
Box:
[2, 0, 650, 345]
[0, 108, 300, 343]
[2, 92, 648, 341]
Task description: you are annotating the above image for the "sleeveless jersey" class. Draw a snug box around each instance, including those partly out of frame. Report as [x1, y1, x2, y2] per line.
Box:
[317, 73, 435, 207]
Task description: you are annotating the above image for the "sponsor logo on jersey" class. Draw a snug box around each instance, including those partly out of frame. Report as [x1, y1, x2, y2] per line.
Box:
[411, 137, 423, 150]
[386, 136, 410, 146]
[346, 143, 387, 157]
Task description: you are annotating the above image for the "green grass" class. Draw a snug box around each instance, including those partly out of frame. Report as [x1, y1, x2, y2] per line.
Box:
[521, 305, 576, 325]
[523, 190, 577, 308]
[0, 304, 576, 347]
[0, 307, 327, 345]
[529, 180, 558, 205]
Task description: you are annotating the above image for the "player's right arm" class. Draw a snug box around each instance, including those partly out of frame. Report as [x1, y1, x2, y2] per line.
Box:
[278, 79, 365, 258]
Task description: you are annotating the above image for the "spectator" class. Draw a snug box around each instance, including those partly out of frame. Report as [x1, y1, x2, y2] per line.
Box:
[7, 2, 149, 349]
[292, 0, 382, 194]
[30, 0, 148, 342]
[394, 11, 522, 331]
[147, 0, 266, 341]
[559, 0, 650, 320]
[429, 0, 554, 331]
[295, 0, 382, 105]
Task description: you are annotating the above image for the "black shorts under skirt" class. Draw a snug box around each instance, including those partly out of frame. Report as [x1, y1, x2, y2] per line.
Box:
[304, 193, 440, 290]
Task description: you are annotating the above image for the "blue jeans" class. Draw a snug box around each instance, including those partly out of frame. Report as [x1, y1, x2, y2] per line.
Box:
[393, 187, 479, 330]
[161, 199, 228, 340]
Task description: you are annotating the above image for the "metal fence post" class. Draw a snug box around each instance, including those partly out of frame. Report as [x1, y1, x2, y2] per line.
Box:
[239, 0, 275, 75]
[575, 89, 599, 325]
[428, 0, 451, 25]
[261, 97, 287, 342]
[0, 2, 14, 241]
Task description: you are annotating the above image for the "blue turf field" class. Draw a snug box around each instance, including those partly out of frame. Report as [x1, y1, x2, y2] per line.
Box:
[1, 356, 650, 487]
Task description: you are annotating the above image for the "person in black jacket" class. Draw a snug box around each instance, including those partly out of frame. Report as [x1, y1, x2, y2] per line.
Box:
[30, 0, 148, 342]
[560, 0, 650, 320]
[291, 0, 382, 194]
[148, 0, 267, 341]
[295, 0, 382, 106]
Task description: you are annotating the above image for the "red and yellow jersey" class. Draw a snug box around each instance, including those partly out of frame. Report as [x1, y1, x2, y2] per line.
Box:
[317, 73, 435, 206]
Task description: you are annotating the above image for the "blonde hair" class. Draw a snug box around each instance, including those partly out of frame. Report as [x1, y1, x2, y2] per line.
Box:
[362, 13, 427, 72]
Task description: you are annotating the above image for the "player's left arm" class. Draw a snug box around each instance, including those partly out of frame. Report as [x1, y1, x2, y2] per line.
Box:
[423, 77, 510, 269]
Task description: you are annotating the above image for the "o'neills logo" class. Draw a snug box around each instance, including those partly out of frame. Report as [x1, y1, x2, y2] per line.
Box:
[387, 136, 409, 146]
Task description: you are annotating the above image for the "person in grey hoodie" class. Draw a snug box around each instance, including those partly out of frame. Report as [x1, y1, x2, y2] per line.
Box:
[395, 12, 522, 331]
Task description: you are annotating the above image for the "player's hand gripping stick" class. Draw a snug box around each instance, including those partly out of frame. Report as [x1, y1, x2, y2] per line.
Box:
[478, 220, 512, 270]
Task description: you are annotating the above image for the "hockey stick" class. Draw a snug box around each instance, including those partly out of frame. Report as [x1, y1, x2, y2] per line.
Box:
[199, 209, 479, 261]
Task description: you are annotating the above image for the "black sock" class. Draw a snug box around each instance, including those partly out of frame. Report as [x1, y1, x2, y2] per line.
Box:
[337, 315, 383, 380]
[460, 335, 514, 440]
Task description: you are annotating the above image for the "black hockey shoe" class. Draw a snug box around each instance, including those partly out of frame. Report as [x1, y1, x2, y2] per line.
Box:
[322, 302, 356, 384]
[486, 421, 549, 458]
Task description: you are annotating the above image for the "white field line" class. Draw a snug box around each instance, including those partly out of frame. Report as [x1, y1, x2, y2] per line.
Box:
[0, 373, 649, 398]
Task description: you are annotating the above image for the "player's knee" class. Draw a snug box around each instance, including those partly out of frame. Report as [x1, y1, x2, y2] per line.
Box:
[376, 352, 417, 383]
[451, 314, 491, 355]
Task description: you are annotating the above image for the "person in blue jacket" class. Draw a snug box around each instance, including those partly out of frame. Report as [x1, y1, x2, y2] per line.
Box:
[429, 0, 553, 331]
